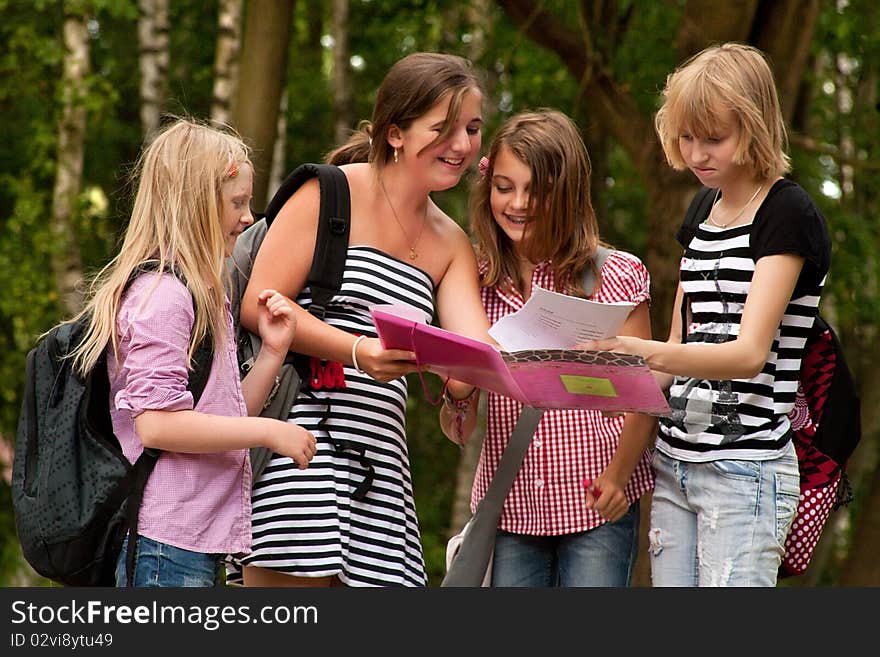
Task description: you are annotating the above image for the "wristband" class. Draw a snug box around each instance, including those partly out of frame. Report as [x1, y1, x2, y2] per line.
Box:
[443, 386, 477, 444]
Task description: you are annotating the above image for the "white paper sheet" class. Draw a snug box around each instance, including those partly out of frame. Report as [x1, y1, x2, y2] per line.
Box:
[488, 285, 634, 351]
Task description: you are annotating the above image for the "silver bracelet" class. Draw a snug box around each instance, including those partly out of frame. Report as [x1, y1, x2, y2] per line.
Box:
[351, 335, 368, 374]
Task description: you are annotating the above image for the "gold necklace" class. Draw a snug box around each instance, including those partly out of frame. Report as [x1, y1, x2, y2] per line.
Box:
[706, 184, 763, 228]
[378, 176, 427, 261]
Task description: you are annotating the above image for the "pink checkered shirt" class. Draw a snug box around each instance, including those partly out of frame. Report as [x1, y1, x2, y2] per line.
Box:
[108, 273, 251, 555]
[472, 251, 655, 535]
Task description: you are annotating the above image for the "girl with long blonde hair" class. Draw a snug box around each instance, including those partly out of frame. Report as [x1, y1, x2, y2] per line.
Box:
[69, 118, 316, 587]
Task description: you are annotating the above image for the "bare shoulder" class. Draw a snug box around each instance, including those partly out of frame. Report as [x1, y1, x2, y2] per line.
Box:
[428, 202, 470, 244]
[335, 162, 373, 203]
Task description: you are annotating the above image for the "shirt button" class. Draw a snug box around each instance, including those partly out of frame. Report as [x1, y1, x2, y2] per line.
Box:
[533, 439, 542, 448]
[535, 478, 544, 488]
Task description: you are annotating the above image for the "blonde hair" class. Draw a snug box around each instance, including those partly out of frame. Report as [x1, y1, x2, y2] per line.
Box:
[70, 117, 251, 376]
[326, 52, 483, 166]
[654, 42, 790, 180]
[471, 109, 602, 297]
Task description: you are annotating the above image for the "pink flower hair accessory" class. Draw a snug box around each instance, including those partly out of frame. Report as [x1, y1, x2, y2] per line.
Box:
[478, 156, 489, 179]
[227, 152, 238, 179]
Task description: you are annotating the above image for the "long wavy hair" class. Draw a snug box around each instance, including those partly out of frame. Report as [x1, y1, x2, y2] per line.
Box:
[325, 52, 484, 167]
[471, 109, 602, 298]
[69, 118, 251, 375]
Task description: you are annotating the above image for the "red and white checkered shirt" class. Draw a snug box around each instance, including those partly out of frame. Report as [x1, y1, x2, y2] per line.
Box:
[472, 251, 655, 535]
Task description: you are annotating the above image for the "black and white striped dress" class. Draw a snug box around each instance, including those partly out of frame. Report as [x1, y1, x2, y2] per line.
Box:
[241, 246, 434, 587]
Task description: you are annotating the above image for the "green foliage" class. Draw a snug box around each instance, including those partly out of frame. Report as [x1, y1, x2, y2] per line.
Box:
[803, 0, 880, 332]
[165, 1, 219, 117]
[1, 0, 877, 586]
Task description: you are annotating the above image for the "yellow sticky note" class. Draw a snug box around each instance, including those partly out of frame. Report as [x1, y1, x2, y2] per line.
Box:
[560, 375, 618, 398]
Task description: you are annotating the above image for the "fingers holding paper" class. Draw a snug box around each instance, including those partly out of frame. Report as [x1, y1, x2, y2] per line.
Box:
[576, 335, 645, 356]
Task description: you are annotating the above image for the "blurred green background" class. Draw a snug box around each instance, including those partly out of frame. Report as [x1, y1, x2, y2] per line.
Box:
[1, 0, 877, 586]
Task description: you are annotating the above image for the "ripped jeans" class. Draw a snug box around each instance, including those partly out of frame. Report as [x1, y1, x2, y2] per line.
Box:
[648, 442, 799, 587]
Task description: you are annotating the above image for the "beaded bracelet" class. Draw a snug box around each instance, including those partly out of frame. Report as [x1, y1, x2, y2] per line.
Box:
[443, 386, 477, 411]
[443, 386, 477, 444]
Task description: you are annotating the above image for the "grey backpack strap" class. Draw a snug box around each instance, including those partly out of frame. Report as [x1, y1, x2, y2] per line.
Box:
[441, 407, 545, 587]
[581, 245, 611, 297]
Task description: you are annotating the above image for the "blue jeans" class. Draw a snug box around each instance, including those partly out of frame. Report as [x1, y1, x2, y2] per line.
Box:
[115, 535, 220, 587]
[490, 502, 640, 587]
[649, 443, 800, 586]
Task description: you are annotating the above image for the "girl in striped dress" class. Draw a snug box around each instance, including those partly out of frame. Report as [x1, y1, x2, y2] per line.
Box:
[581, 44, 831, 586]
[441, 109, 658, 587]
[236, 53, 490, 587]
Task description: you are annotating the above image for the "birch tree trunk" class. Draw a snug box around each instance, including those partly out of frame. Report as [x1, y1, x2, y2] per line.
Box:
[51, 10, 89, 315]
[211, 0, 243, 126]
[233, 0, 295, 209]
[267, 91, 288, 196]
[332, 0, 352, 144]
[137, 0, 169, 137]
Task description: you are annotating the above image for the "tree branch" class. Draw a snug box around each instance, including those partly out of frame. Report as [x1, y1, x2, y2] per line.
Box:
[496, 0, 655, 177]
[790, 133, 880, 171]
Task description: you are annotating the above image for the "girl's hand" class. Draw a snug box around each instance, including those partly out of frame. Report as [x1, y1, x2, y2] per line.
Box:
[583, 471, 630, 522]
[439, 403, 465, 446]
[444, 385, 479, 447]
[255, 289, 296, 358]
[269, 421, 317, 470]
[354, 336, 418, 382]
[577, 335, 645, 357]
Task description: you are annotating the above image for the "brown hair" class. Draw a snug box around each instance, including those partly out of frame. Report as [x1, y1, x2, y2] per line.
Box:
[655, 42, 790, 180]
[471, 109, 602, 297]
[326, 52, 484, 166]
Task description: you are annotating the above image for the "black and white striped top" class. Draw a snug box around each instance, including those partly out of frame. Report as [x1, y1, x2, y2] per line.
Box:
[657, 180, 831, 462]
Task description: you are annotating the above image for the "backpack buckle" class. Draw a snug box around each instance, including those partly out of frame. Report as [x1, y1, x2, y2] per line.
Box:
[329, 217, 346, 235]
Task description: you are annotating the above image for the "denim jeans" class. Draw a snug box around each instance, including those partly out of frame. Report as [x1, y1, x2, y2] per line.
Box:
[649, 442, 800, 587]
[115, 535, 220, 587]
[490, 502, 640, 587]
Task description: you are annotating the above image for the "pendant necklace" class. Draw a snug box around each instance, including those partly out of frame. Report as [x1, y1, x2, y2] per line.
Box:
[706, 184, 763, 228]
[379, 176, 427, 261]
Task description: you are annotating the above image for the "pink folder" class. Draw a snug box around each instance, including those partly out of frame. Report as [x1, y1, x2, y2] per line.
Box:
[371, 306, 671, 416]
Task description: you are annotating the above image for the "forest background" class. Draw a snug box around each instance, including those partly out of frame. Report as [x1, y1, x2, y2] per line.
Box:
[0, 0, 877, 587]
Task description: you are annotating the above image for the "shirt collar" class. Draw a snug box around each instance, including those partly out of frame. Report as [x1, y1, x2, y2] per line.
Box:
[487, 260, 554, 311]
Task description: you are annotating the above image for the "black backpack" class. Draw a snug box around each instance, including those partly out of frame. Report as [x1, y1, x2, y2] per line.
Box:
[11, 266, 213, 586]
[681, 186, 861, 576]
[226, 163, 350, 481]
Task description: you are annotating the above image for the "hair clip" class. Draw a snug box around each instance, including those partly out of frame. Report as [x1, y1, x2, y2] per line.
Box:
[478, 156, 489, 179]
[227, 152, 238, 179]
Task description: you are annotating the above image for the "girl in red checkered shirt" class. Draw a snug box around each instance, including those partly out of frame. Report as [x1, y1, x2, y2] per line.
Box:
[440, 109, 658, 586]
